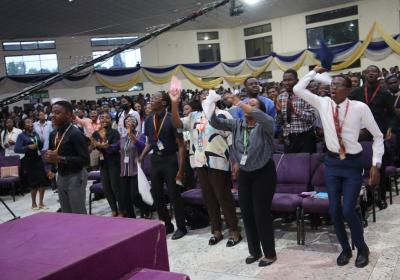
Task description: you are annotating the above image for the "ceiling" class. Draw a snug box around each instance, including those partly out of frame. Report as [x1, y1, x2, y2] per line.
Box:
[0, 0, 356, 40]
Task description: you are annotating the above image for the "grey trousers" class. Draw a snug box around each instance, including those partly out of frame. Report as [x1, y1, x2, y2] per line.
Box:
[57, 169, 87, 214]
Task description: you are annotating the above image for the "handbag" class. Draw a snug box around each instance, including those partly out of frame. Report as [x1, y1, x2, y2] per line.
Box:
[137, 162, 154, 205]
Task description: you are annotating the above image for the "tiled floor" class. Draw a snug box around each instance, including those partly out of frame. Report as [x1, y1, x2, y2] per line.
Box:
[1, 183, 400, 280]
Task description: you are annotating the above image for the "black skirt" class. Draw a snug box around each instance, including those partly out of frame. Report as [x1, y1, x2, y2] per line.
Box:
[21, 150, 49, 189]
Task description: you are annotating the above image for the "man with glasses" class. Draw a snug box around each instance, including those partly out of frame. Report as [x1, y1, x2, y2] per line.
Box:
[293, 66, 384, 268]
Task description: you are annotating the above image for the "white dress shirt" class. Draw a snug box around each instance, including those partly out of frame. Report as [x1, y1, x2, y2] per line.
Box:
[293, 70, 384, 165]
[117, 108, 141, 137]
[33, 120, 53, 151]
[1, 127, 23, 157]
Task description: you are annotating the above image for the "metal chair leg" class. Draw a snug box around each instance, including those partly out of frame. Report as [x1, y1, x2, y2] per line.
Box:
[89, 191, 92, 215]
[11, 183, 16, 202]
[296, 206, 300, 245]
[301, 208, 305, 245]
[372, 188, 376, 223]
[389, 177, 393, 205]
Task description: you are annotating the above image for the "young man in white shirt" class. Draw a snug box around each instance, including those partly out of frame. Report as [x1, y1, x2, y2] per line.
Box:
[1, 118, 22, 157]
[33, 111, 53, 151]
[293, 66, 384, 268]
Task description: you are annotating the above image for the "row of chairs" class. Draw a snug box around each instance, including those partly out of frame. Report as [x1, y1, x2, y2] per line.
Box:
[181, 141, 399, 245]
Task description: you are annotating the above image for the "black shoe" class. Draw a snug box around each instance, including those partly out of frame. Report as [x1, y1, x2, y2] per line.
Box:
[245, 255, 261, 264]
[377, 200, 388, 210]
[337, 250, 352, 266]
[208, 234, 223, 245]
[259, 256, 277, 267]
[171, 228, 187, 240]
[226, 235, 242, 247]
[166, 223, 174, 235]
[56, 208, 62, 213]
[355, 246, 370, 268]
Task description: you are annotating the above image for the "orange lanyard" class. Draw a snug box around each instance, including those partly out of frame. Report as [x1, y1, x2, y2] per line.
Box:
[54, 124, 72, 153]
[153, 111, 167, 141]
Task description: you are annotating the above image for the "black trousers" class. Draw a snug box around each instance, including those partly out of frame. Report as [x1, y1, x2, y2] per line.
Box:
[238, 159, 277, 258]
[284, 130, 316, 154]
[150, 153, 186, 230]
[120, 176, 152, 218]
[100, 162, 121, 213]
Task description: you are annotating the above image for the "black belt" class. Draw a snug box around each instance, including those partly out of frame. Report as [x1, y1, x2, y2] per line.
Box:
[326, 150, 361, 159]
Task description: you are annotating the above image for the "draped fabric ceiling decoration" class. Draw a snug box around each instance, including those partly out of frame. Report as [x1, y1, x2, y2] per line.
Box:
[1, 22, 400, 91]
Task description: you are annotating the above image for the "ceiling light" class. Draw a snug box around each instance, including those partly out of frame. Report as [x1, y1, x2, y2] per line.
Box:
[242, 0, 261, 5]
[207, 44, 212, 48]
[204, 36, 209, 40]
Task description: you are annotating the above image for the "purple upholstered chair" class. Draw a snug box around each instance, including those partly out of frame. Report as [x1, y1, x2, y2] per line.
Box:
[88, 170, 101, 181]
[383, 136, 399, 204]
[89, 182, 103, 215]
[181, 188, 203, 206]
[0, 155, 21, 201]
[272, 153, 311, 245]
[360, 141, 377, 222]
[300, 153, 328, 244]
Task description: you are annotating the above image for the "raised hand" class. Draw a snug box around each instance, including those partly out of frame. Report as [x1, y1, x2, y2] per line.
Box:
[169, 89, 181, 103]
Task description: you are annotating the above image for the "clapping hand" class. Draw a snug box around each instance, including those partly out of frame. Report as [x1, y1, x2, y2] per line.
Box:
[45, 150, 60, 163]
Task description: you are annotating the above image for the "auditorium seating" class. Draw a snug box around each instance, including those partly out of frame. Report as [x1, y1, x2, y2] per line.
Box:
[0, 155, 20, 201]
[272, 153, 311, 245]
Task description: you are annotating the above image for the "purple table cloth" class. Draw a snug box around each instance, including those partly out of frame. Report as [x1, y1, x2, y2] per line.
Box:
[122, 268, 190, 280]
[0, 212, 169, 280]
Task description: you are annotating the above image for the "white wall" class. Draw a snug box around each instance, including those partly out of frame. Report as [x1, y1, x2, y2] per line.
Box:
[0, 0, 399, 105]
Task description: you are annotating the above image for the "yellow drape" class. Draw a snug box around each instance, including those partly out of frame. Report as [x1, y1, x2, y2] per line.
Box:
[180, 66, 224, 89]
[273, 52, 307, 71]
[142, 67, 180, 84]
[375, 22, 400, 55]
[95, 73, 141, 91]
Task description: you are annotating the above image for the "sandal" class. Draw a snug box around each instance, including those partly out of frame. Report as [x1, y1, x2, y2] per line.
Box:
[208, 234, 223, 245]
[226, 235, 242, 247]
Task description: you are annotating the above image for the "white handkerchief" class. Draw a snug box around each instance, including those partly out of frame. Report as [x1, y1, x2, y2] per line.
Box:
[202, 90, 221, 121]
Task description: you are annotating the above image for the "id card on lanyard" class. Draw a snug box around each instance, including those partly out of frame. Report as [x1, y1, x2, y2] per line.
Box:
[153, 111, 167, 151]
[30, 135, 41, 156]
[240, 126, 251, 166]
[124, 138, 130, 163]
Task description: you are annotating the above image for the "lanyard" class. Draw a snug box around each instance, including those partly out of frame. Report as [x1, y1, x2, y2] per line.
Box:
[331, 101, 350, 137]
[40, 123, 45, 138]
[153, 111, 167, 141]
[364, 85, 380, 105]
[243, 126, 252, 154]
[124, 138, 130, 155]
[54, 124, 72, 153]
[30, 135, 38, 146]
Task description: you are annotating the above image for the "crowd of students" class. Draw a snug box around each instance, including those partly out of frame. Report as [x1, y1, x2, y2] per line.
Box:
[0, 64, 399, 267]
